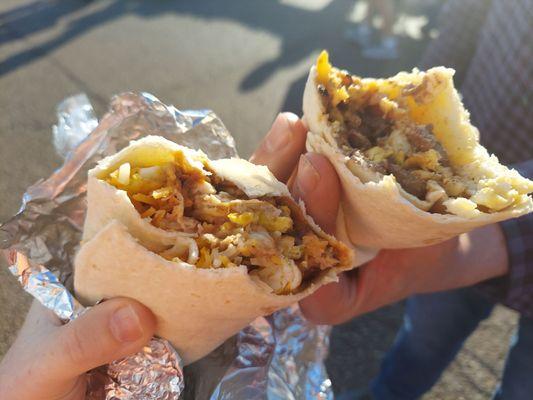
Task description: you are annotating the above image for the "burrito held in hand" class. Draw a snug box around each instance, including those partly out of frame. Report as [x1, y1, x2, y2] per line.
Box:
[74, 136, 353, 364]
[303, 51, 533, 249]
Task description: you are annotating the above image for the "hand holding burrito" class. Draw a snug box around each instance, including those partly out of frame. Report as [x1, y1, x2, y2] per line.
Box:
[300, 223, 509, 325]
[0, 298, 155, 400]
[252, 116, 510, 326]
[74, 115, 354, 365]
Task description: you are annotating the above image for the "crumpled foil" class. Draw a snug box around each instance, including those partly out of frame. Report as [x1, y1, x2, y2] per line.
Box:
[0, 92, 334, 400]
[3, 248, 184, 400]
[53, 93, 99, 159]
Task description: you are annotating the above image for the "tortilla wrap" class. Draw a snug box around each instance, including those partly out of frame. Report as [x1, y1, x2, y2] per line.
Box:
[75, 136, 353, 364]
[303, 55, 533, 249]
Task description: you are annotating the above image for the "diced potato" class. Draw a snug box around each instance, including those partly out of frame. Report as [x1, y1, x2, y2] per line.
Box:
[138, 166, 165, 180]
[117, 163, 131, 185]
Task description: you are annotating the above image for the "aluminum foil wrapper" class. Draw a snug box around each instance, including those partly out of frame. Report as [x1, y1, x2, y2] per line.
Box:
[1, 92, 334, 400]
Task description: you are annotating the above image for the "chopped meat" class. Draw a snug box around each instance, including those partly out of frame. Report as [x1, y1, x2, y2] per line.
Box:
[347, 129, 372, 150]
[405, 125, 436, 152]
[372, 161, 388, 175]
[405, 125, 450, 166]
[358, 105, 392, 142]
[388, 163, 427, 199]
[429, 199, 447, 214]
[343, 108, 362, 128]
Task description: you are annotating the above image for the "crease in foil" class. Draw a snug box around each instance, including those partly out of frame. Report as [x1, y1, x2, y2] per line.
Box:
[1, 92, 333, 399]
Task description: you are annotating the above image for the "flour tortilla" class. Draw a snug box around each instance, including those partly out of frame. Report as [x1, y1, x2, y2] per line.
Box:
[75, 136, 353, 364]
[303, 66, 533, 249]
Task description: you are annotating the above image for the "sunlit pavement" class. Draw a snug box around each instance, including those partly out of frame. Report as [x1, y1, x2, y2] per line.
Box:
[0, 1, 517, 398]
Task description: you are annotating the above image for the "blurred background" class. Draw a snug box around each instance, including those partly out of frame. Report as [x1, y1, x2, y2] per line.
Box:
[0, 0, 519, 398]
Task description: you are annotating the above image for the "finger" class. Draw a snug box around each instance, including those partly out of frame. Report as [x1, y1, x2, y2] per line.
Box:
[299, 271, 358, 325]
[249, 112, 307, 182]
[43, 297, 156, 380]
[290, 153, 340, 234]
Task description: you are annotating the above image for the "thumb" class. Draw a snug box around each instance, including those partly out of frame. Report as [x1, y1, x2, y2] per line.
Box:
[290, 153, 340, 234]
[44, 297, 156, 380]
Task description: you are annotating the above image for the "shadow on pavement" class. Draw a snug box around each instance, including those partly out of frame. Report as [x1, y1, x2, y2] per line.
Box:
[1, 0, 429, 93]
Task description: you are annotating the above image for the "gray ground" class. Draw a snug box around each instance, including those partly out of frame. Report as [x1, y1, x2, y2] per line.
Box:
[0, 0, 518, 398]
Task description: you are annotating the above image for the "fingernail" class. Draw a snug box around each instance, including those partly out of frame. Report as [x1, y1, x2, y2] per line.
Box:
[296, 154, 320, 196]
[110, 305, 143, 343]
[264, 113, 293, 152]
[284, 112, 299, 130]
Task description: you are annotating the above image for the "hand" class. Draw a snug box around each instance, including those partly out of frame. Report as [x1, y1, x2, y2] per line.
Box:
[250, 112, 340, 233]
[300, 223, 509, 325]
[251, 112, 509, 325]
[0, 298, 156, 400]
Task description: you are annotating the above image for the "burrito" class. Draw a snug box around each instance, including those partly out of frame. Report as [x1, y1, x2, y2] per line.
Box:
[303, 51, 533, 248]
[74, 136, 353, 364]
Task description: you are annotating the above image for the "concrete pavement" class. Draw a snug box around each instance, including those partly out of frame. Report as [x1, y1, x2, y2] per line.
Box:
[0, 1, 517, 398]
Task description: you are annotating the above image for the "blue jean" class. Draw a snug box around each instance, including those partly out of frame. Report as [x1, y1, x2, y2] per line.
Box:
[371, 287, 533, 400]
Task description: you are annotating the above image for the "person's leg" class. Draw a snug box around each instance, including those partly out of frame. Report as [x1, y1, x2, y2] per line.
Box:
[493, 315, 533, 400]
[372, 287, 495, 400]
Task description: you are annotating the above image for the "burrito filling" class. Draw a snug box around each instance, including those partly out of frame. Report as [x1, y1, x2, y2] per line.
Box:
[314, 51, 531, 214]
[104, 152, 346, 294]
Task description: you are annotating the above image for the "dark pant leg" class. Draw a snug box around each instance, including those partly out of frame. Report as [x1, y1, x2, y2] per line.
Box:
[371, 287, 495, 400]
[493, 315, 533, 400]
